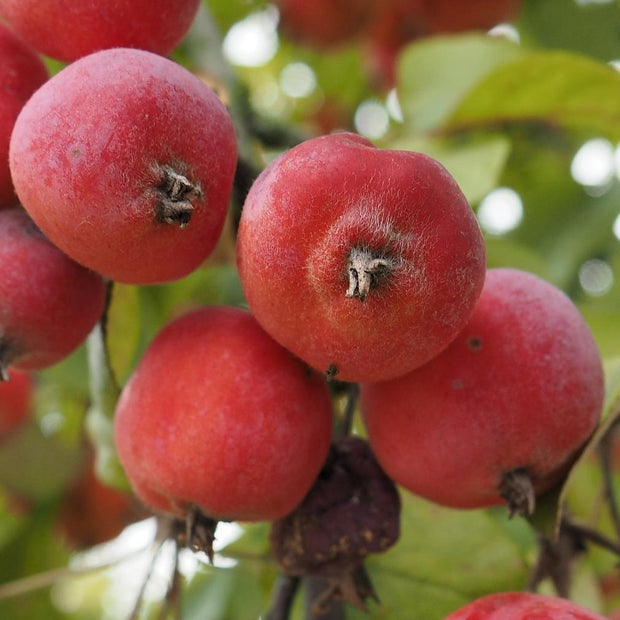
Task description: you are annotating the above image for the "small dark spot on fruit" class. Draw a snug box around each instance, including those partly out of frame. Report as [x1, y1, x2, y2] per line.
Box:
[325, 364, 339, 380]
[467, 336, 482, 351]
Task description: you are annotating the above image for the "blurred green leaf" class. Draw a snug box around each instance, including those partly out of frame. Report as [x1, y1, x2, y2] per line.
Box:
[450, 51, 620, 141]
[106, 284, 141, 385]
[397, 34, 523, 132]
[350, 494, 534, 619]
[520, 0, 620, 62]
[484, 236, 552, 279]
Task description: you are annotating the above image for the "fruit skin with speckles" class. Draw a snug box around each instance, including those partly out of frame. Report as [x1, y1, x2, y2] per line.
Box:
[10, 47, 237, 285]
[442, 591, 606, 619]
[0, 0, 201, 62]
[0, 369, 32, 439]
[236, 132, 486, 383]
[0, 207, 107, 376]
[361, 268, 604, 511]
[114, 306, 334, 523]
[0, 22, 48, 209]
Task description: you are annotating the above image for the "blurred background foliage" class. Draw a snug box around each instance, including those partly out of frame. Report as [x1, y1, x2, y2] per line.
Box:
[3, 0, 620, 618]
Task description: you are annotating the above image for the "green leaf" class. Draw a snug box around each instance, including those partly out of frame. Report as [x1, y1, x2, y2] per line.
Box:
[520, 0, 620, 62]
[352, 494, 535, 618]
[397, 34, 523, 132]
[106, 284, 141, 385]
[484, 237, 552, 280]
[450, 51, 620, 141]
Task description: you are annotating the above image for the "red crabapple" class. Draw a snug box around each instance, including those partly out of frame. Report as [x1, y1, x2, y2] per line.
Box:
[114, 306, 333, 524]
[419, 0, 521, 35]
[274, 0, 375, 49]
[0, 208, 106, 377]
[0, 22, 48, 209]
[361, 268, 604, 514]
[442, 591, 606, 619]
[236, 132, 486, 383]
[0, 0, 201, 62]
[0, 369, 32, 439]
[10, 47, 237, 285]
[363, 0, 521, 89]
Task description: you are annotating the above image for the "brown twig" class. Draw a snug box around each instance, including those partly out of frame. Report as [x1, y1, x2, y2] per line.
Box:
[265, 574, 301, 620]
[598, 420, 620, 539]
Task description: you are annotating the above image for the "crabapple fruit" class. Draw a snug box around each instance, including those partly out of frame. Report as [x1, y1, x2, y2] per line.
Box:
[363, 0, 521, 89]
[114, 306, 334, 523]
[0, 23, 48, 209]
[0, 0, 201, 62]
[443, 591, 606, 619]
[0, 208, 107, 377]
[10, 47, 237, 284]
[274, 0, 375, 48]
[0, 369, 32, 439]
[419, 0, 521, 35]
[361, 268, 604, 513]
[237, 132, 486, 383]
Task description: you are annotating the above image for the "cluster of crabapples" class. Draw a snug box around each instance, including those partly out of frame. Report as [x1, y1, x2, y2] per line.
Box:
[0, 0, 606, 615]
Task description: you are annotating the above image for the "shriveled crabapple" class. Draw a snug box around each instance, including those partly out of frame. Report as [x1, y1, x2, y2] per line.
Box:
[10, 47, 237, 284]
[0, 22, 48, 209]
[0, 0, 201, 62]
[361, 268, 604, 515]
[114, 306, 334, 542]
[0, 208, 107, 378]
[236, 132, 486, 383]
[442, 591, 606, 619]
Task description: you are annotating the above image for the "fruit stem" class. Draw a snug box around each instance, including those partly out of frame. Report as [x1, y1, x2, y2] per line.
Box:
[499, 468, 536, 517]
[334, 383, 360, 441]
[155, 164, 202, 229]
[345, 247, 393, 302]
[265, 574, 301, 620]
[184, 506, 218, 562]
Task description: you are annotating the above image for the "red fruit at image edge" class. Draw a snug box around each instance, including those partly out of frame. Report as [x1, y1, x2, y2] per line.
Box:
[114, 306, 334, 523]
[0, 22, 48, 209]
[10, 47, 237, 285]
[0, 369, 32, 439]
[362, 268, 604, 510]
[237, 132, 486, 383]
[443, 591, 606, 619]
[0, 0, 201, 62]
[0, 208, 107, 375]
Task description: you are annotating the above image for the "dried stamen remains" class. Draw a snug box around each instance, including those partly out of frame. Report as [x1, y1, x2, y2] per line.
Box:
[346, 247, 394, 302]
[155, 164, 203, 228]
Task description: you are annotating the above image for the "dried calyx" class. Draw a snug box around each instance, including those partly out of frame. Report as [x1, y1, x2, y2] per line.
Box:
[345, 247, 394, 302]
[155, 164, 203, 228]
[499, 468, 536, 517]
